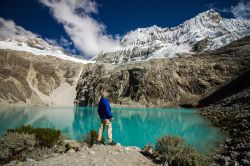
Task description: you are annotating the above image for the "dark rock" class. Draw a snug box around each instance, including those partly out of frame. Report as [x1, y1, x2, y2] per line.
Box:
[246, 152, 250, 160]
[230, 160, 239, 166]
[192, 38, 209, 52]
[219, 156, 231, 166]
[240, 159, 250, 166]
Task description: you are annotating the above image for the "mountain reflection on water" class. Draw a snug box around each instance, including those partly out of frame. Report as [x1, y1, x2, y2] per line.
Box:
[0, 106, 224, 153]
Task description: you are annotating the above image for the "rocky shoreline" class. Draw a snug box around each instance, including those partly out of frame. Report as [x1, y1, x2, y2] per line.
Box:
[0, 126, 156, 166]
[199, 70, 250, 165]
[4, 140, 156, 166]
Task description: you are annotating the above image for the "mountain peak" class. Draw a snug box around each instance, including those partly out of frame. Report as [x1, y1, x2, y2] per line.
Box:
[95, 9, 250, 64]
[203, 9, 220, 15]
[196, 9, 222, 22]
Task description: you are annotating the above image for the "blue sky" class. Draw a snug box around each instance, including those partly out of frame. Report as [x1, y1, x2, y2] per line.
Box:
[0, 0, 249, 58]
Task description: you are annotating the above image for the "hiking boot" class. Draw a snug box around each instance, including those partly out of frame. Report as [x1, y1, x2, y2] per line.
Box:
[108, 141, 117, 146]
[97, 141, 105, 145]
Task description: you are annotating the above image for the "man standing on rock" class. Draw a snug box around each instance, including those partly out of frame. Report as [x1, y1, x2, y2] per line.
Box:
[97, 89, 116, 146]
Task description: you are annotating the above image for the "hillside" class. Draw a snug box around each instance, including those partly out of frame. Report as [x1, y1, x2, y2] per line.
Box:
[0, 49, 83, 106]
[76, 36, 250, 107]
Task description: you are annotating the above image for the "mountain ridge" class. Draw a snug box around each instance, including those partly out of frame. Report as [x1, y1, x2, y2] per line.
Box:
[0, 39, 89, 64]
[94, 9, 250, 64]
[0, 17, 89, 64]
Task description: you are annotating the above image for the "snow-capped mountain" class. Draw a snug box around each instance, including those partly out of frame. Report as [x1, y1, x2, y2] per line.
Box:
[95, 9, 250, 64]
[0, 17, 90, 64]
[0, 38, 90, 64]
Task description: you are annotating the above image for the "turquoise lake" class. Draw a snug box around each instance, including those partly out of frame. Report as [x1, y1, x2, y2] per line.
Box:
[0, 106, 224, 153]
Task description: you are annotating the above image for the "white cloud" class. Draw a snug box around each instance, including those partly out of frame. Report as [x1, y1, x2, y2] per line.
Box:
[45, 38, 58, 46]
[208, 1, 250, 19]
[0, 17, 78, 55]
[39, 0, 121, 57]
[207, 3, 229, 13]
[231, 1, 250, 19]
[0, 17, 37, 41]
[60, 36, 72, 47]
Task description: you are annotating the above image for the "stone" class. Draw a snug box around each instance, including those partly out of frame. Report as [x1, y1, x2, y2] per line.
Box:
[142, 145, 154, 157]
[241, 159, 250, 165]
[192, 37, 209, 52]
[64, 140, 82, 152]
[246, 152, 250, 160]
[66, 148, 76, 154]
[57, 146, 66, 154]
[80, 145, 89, 151]
[112, 152, 119, 155]
[88, 150, 96, 155]
[219, 156, 231, 166]
[26, 158, 35, 162]
[117, 149, 123, 152]
[228, 161, 239, 166]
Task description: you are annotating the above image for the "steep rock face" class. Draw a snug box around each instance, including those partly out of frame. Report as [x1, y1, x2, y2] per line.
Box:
[0, 49, 83, 106]
[94, 9, 250, 64]
[76, 36, 250, 107]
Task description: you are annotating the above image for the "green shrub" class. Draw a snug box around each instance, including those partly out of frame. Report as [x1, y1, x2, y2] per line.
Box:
[82, 130, 105, 147]
[7, 125, 62, 147]
[155, 136, 211, 166]
[0, 132, 56, 165]
[0, 132, 36, 164]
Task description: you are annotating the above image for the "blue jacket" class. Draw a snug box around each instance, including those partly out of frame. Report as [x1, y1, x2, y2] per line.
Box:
[98, 97, 113, 120]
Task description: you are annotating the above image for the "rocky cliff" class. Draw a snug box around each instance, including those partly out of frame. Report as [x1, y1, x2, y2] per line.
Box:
[76, 36, 250, 107]
[0, 49, 83, 106]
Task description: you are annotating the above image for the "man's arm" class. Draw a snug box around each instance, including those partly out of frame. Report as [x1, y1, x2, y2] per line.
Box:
[104, 99, 113, 119]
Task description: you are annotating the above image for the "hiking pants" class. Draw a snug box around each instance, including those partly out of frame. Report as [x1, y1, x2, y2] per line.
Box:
[97, 119, 112, 143]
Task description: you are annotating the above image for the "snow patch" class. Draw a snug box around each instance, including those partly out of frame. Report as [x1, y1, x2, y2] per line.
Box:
[0, 40, 95, 64]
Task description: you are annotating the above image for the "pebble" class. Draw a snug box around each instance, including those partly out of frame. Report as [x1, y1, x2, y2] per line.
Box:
[231, 160, 240, 166]
[80, 145, 88, 151]
[66, 148, 76, 154]
[112, 152, 119, 155]
[117, 149, 123, 152]
[51, 153, 58, 157]
[26, 158, 35, 162]
[219, 156, 231, 166]
[246, 151, 250, 160]
[88, 150, 96, 155]
[125, 147, 131, 151]
[241, 159, 250, 165]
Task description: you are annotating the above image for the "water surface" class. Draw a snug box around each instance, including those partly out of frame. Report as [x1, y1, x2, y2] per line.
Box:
[0, 106, 224, 153]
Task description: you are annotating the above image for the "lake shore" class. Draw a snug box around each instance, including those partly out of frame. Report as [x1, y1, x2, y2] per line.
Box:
[0, 106, 219, 166]
[4, 140, 156, 166]
[199, 82, 250, 165]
